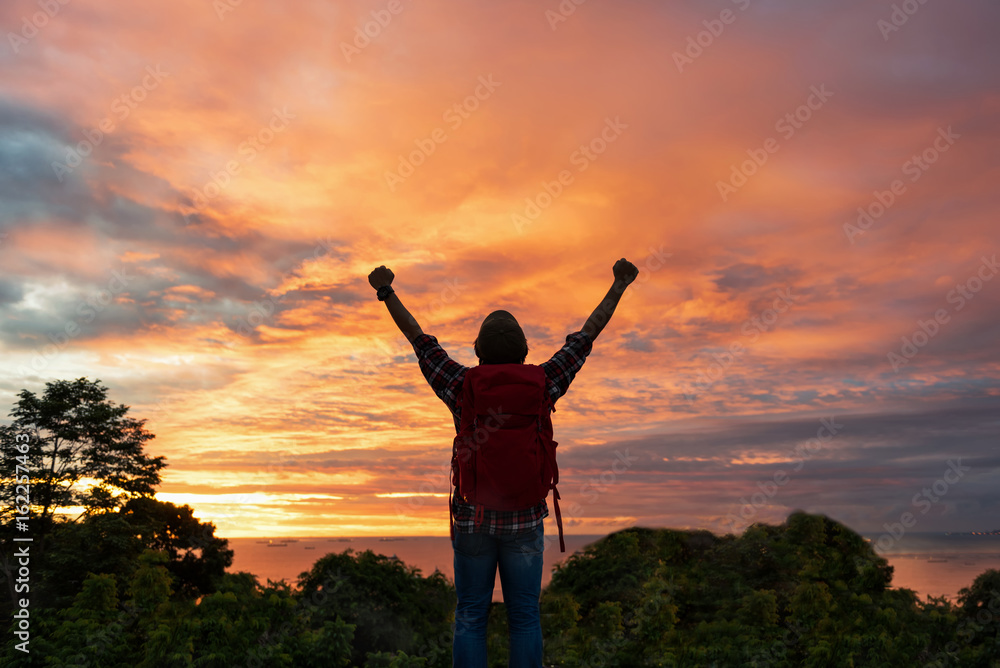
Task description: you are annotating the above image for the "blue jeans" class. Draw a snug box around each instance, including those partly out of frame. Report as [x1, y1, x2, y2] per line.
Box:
[452, 523, 544, 668]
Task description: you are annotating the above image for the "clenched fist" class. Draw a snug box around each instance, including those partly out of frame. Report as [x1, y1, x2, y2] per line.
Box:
[368, 265, 394, 289]
[613, 258, 639, 286]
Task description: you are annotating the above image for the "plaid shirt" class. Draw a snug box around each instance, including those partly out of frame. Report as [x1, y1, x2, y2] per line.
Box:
[411, 330, 593, 535]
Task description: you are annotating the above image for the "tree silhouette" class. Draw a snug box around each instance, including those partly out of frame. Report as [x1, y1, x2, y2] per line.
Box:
[0, 378, 166, 532]
[0, 378, 166, 607]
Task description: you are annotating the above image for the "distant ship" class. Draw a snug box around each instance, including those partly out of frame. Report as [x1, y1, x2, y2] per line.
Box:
[927, 558, 948, 563]
[266, 542, 288, 548]
[379, 537, 405, 542]
[304, 546, 316, 550]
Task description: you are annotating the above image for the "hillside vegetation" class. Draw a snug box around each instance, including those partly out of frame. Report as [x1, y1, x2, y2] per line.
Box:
[3, 512, 998, 667]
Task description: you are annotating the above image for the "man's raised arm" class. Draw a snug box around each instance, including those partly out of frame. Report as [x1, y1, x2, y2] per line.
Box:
[581, 258, 639, 342]
[368, 265, 423, 343]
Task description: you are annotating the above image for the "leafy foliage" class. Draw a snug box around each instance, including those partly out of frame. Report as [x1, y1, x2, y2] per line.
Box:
[295, 548, 456, 666]
[4, 511, 998, 667]
[0, 378, 166, 532]
[539, 512, 999, 667]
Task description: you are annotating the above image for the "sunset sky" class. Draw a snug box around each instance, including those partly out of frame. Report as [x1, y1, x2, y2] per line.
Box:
[1, 0, 998, 540]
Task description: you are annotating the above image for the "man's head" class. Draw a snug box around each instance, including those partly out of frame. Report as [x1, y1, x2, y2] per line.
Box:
[474, 309, 528, 364]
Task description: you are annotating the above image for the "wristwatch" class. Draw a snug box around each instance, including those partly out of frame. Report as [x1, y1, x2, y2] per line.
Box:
[376, 285, 395, 301]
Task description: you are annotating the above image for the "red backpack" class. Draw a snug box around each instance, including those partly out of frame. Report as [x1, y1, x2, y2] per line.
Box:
[450, 363, 566, 552]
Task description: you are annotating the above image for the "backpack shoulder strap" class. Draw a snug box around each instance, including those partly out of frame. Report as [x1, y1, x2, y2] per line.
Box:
[527, 365, 565, 552]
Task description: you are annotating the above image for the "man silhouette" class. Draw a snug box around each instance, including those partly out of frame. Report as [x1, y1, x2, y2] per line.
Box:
[368, 258, 639, 668]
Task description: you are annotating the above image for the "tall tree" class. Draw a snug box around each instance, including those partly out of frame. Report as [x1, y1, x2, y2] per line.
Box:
[0, 378, 167, 606]
[119, 497, 234, 600]
[23, 499, 234, 610]
[0, 377, 166, 532]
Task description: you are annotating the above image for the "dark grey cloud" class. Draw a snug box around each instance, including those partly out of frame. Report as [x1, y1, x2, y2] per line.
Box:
[557, 397, 1000, 530]
[711, 262, 799, 293]
[723, 0, 1000, 120]
[0, 100, 86, 227]
[0, 279, 23, 305]
[184, 446, 452, 480]
[0, 98, 359, 350]
[622, 331, 656, 353]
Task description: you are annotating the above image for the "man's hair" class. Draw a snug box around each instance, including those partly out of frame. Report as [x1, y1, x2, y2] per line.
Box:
[474, 310, 528, 364]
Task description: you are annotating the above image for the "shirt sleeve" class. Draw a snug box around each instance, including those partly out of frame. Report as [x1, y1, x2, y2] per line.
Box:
[411, 333, 468, 432]
[539, 330, 594, 407]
